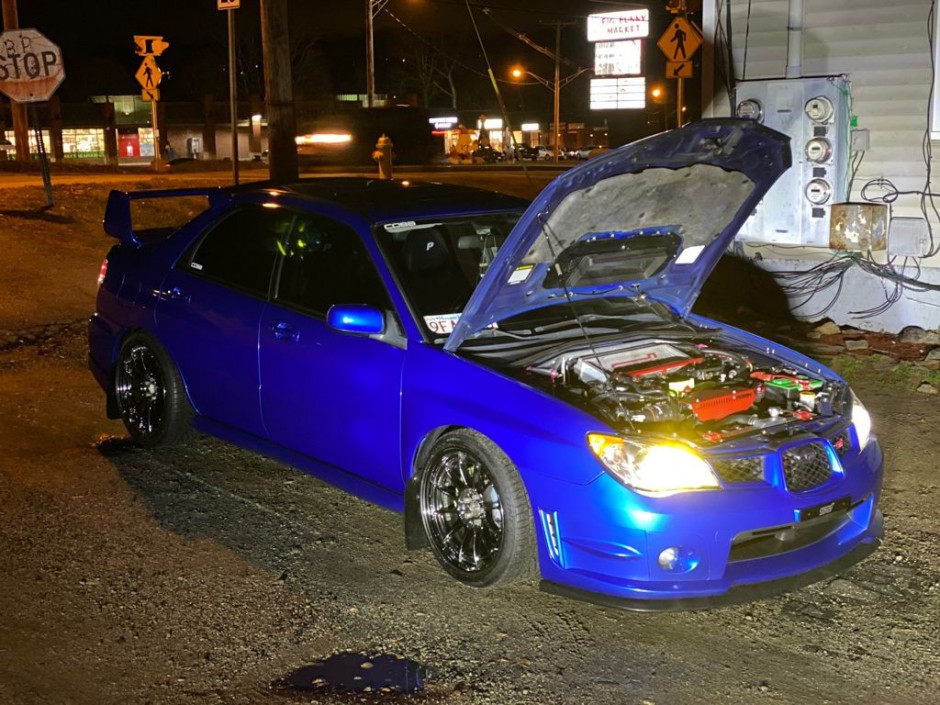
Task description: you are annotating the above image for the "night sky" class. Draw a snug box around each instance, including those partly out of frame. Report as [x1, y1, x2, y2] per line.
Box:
[10, 0, 679, 128]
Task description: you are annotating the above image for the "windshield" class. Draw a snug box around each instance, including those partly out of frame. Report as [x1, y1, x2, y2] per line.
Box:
[374, 212, 523, 338]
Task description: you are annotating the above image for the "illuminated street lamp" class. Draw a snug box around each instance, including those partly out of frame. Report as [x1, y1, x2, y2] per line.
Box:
[510, 64, 589, 162]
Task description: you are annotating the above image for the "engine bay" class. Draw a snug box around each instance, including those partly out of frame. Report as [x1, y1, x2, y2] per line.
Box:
[523, 338, 843, 446]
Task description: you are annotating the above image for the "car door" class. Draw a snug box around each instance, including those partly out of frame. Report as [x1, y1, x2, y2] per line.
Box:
[155, 204, 294, 437]
[258, 211, 407, 490]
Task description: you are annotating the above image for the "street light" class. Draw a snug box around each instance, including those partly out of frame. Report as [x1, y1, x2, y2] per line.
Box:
[510, 64, 589, 162]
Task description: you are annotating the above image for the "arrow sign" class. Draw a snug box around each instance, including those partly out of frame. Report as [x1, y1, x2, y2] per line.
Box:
[134, 35, 169, 57]
[141, 87, 160, 102]
[135, 55, 162, 89]
[666, 60, 693, 79]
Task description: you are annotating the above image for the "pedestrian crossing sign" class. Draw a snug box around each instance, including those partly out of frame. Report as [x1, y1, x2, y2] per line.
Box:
[657, 16, 701, 62]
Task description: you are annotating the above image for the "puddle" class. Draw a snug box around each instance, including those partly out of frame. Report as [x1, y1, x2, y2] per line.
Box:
[282, 652, 431, 695]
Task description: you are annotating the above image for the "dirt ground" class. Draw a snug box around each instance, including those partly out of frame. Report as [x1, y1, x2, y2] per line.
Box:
[1, 173, 938, 705]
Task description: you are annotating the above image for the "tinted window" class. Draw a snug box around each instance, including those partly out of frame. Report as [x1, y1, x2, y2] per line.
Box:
[187, 206, 294, 295]
[374, 212, 521, 319]
[276, 215, 389, 317]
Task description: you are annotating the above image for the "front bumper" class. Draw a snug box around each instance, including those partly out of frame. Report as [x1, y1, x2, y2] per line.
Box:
[530, 437, 885, 609]
[540, 535, 880, 611]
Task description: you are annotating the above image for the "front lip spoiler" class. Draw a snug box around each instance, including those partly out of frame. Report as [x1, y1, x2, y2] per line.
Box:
[538, 538, 880, 612]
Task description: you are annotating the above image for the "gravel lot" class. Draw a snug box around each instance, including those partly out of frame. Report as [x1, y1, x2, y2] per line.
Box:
[1, 174, 937, 705]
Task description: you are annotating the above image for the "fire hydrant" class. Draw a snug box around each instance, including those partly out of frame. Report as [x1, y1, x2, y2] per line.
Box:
[372, 134, 393, 179]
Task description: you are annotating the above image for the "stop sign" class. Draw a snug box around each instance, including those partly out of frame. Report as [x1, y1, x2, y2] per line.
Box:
[0, 28, 65, 103]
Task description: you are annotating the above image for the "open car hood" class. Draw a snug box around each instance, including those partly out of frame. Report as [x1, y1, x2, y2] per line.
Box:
[444, 119, 790, 352]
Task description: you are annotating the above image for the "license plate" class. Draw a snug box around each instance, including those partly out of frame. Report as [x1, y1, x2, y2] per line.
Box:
[799, 496, 851, 522]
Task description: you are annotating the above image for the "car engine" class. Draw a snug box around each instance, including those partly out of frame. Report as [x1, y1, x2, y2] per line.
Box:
[524, 339, 842, 446]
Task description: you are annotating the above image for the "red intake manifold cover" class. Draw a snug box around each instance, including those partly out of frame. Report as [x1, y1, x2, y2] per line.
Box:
[688, 387, 757, 421]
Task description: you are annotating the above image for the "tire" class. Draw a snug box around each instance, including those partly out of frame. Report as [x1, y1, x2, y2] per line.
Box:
[419, 429, 536, 587]
[114, 332, 195, 448]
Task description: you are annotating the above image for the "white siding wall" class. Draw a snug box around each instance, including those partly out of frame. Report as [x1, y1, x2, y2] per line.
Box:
[711, 0, 940, 331]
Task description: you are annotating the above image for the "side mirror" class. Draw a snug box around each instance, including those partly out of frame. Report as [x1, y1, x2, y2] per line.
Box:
[327, 304, 385, 335]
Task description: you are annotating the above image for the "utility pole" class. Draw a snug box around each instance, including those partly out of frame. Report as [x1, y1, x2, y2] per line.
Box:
[552, 22, 562, 163]
[365, 1, 388, 108]
[260, 0, 298, 182]
[1, 0, 29, 162]
[366, 0, 375, 107]
[490, 11, 577, 164]
[226, 5, 239, 184]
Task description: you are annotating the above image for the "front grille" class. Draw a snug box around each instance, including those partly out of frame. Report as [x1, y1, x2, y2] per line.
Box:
[712, 456, 765, 484]
[729, 510, 848, 562]
[829, 429, 853, 457]
[782, 442, 832, 492]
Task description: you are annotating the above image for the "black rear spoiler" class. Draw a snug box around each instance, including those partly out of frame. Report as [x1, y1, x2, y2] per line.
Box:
[103, 187, 230, 247]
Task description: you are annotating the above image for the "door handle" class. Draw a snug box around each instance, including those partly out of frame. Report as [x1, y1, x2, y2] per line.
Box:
[160, 286, 190, 302]
[272, 321, 300, 342]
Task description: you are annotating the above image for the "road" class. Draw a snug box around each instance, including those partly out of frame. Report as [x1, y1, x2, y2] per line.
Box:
[0, 169, 937, 705]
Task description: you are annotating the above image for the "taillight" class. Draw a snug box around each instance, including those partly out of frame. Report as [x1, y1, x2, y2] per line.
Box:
[97, 258, 108, 287]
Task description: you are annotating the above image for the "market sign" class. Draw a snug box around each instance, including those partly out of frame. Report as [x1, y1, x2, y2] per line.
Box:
[590, 77, 646, 111]
[594, 40, 642, 77]
[587, 10, 650, 42]
[0, 28, 65, 103]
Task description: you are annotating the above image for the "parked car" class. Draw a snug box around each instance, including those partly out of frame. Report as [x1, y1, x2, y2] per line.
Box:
[89, 119, 883, 609]
[575, 144, 601, 160]
[514, 145, 552, 161]
[471, 145, 503, 163]
[533, 145, 553, 160]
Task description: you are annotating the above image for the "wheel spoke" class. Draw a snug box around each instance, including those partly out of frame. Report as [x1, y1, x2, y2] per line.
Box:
[458, 527, 476, 570]
[436, 483, 460, 500]
[454, 451, 472, 488]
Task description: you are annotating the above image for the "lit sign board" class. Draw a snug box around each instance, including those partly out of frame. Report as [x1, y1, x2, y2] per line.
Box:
[482, 118, 503, 130]
[520, 123, 540, 132]
[590, 77, 646, 110]
[595, 40, 642, 76]
[587, 10, 650, 42]
[429, 116, 458, 130]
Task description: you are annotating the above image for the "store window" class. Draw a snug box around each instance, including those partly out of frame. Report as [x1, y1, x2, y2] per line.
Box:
[139, 128, 155, 157]
[62, 129, 105, 159]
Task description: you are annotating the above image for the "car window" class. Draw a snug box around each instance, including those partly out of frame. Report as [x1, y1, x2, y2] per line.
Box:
[186, 205, 294, 296]
[374, 212, 522, 335]
[275, 214, 390, 317]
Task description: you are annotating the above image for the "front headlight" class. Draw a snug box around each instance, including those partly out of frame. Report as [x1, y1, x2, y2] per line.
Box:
[851, 390, 872, 450]
[588, 434, 719, 494]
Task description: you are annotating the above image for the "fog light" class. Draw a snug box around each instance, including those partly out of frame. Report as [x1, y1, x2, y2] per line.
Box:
[657, 546, 700, 574]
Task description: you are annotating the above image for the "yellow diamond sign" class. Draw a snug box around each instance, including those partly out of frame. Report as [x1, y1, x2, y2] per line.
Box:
[135, 55, 162, 90]
[657, 16, 702, 62]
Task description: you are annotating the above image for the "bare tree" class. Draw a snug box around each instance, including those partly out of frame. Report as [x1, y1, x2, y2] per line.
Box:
[388, 34, 480, 109]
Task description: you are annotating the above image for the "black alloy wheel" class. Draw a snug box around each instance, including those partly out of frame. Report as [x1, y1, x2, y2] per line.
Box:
[114, 332, 194, 448]
[419, 429, 536, 587]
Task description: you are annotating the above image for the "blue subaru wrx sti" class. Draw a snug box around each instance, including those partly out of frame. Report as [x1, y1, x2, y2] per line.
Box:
[89, 120, 883, 609]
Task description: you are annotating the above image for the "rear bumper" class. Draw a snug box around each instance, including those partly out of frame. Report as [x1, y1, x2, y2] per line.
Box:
[87, 313, 121, 418]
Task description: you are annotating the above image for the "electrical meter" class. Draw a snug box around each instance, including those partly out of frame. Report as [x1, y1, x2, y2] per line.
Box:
[805, 179, 832, 205]
[735, 99, 763, 122]
[804, 96, 834, 123]
[805, 137, 833, 163]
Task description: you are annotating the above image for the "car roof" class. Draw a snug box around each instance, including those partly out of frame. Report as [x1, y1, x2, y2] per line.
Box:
[240, 177, 529, 223]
